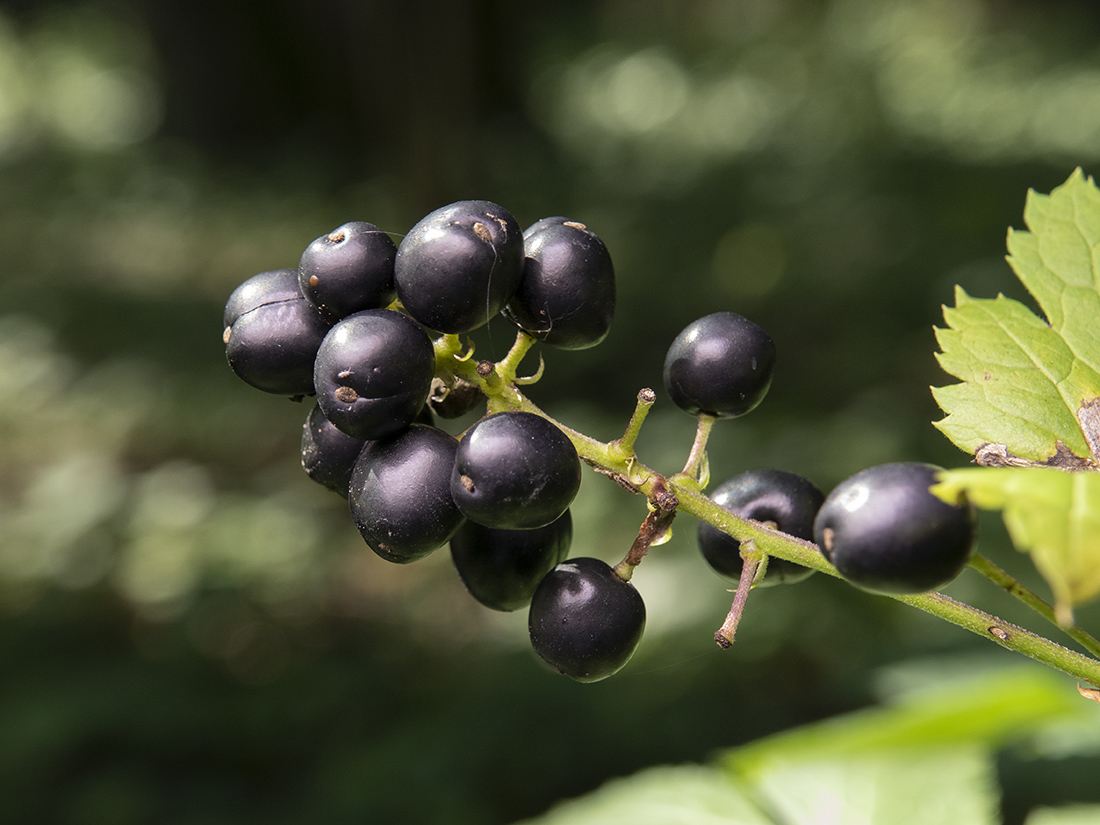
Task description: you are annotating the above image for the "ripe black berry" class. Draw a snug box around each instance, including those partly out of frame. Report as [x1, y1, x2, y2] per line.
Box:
[663, 311, 775, 418]
[313, 309, 435, 440]
[451, 411, 582, 530]
[528, 557, 646, 682]
[394, 200, 524, 333]
[698, 469, 823, 586]
[813, 462, 976, 595]
[349, 424, 465, 563]
[224, 269, 332, 396]
[450, 510, 573, 612]
[300, 402, 366, 498]
[223, 268, 303, 328]
[503, 217, 615, 350]
[298, 221, 397, 320]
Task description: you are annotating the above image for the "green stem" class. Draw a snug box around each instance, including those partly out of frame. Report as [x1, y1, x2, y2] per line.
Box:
[448, 363, 1100, 688]
[612, 388, 657, 459]
[892, 590, 1100, 687]
[676, 412, 716, 488]
[968, 553, 1100, 660]
[495, 330, 539, 383]
[714, 542, 761, 649]
[672, 483, 1100, 687]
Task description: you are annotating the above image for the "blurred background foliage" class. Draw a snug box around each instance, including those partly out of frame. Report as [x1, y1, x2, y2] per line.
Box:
[1, 0, 1100, 822]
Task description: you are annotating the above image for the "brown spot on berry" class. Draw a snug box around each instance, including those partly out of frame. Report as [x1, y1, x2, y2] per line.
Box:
[472, 222, 492, 243]
[460, 474, 475, 493]
[334, 386, 358, 403]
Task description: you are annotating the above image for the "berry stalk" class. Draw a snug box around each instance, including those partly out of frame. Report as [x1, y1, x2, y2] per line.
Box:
[968, 553, 1100, 660]
[455, 359, 1100, 688]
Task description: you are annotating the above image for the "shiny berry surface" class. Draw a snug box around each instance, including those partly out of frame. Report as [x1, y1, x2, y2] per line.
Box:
[298, 221, 397, 320]
[504, 217, 615, 350]
[814, 462, 976, 595]
[663, 311, 775, 418]
[528, 557, 645, 683]
[300, 402, 366, 498]
[394, 200, 523, 333]
[451, 411, 581, 530]
[313, 309, 435, 440]
[450, 510, 572, 612]
[349, 424, 465, 564]
[224, 269, 332, 396]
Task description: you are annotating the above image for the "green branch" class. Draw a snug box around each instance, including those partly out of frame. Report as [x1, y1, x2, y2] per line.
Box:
[444, 343, 1100, 689]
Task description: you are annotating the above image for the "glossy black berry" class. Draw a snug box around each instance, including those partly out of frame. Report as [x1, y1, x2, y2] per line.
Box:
[663, 311, 776, 418]
[300, 402, 367, 498]
[503, 217, 615, 350]
[298, 221, 397, 320]
[813, 462, 976, 595]
[313, 309, 435, 440]
[394, 200, 524, 333]
[528, 557, 645, 683]
[349, 424, 465, 563]
[698, 469, 823, 586]
[451, 411, 582, 530]
[450, 510, 573, 612]
[223, 268, 303, 328]
[224, 269, 332, 396]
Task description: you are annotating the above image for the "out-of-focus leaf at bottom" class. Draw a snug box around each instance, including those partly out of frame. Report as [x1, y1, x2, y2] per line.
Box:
[512, 765, 773, 825]
[737, 746, 998, 825]
[516, 669, 1083, 825]
[1025, 806, 1100, 825]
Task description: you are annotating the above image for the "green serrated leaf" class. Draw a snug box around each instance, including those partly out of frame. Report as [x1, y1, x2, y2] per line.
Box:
[934, 466, 1100, 618]
[932, 169, 1100, 467]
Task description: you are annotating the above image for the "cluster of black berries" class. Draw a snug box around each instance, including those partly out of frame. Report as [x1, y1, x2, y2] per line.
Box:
[224, 198, 977, 684]
[224, 200, 635, 681]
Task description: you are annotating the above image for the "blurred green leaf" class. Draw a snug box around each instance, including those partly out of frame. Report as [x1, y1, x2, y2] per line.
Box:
[932, 169, 1100, 469]
[717, 667, 1082, 825]
[735, 746, 997, 825]
[1024, 806, 1100, 825]
[519, 669, 1082, 825]
[512, 765, 773, 825]
[934, 466, 1100, 619]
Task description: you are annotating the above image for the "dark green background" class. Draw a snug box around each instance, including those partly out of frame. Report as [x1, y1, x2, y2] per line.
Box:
[1, 0, 1099, 822]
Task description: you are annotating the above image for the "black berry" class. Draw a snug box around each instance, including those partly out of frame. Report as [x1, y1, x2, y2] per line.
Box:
[813, 462, 976, 595]
[300, 402, 366, 498]
[394, 200, 524, 333]
[223, 268, 303, 328]
[450, 510, 573, 612]
[349, 424, 465, 563]
[663, 311, 775, 418]
[451, 411, 582, 530]
[313, 309, 435, 440]
[224, 269, 332, 396]
[503, 217, 615, 350]
[528, 557, 645, 683]
[298, 221, 397, 320]
[698, 469, 823, 586]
